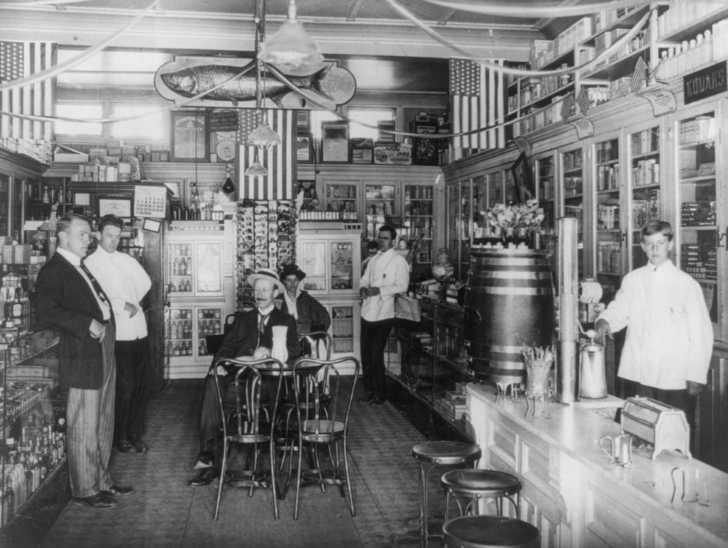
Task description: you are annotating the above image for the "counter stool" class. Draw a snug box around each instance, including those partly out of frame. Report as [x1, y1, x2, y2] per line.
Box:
[441, 469, 521, 520]
[412, 441, 481, 548]
[443, 516, 539, 548]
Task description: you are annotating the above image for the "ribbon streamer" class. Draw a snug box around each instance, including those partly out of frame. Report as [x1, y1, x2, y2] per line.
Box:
[419, 0, 649, 19]
[0, 0, 161, 92]
[2, 0, 98, 6]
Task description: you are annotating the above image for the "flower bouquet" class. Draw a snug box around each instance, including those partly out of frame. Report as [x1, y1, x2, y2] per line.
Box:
[478, 200, 545, 249]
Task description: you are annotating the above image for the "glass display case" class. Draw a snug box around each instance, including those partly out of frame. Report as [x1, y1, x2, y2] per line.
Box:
[166, 304, 224, 362]
[402, 184, 434, 264]
[330, 304, 356, 355]
[324, 183, 358, 220]
[364, 183, 396, 241]
[0, 328, 66, 530]
[675, 112, 719, 327]
[629, 126, 661, 269]
[166, 240, 224, 298]
[594, 137, 622, 301]
[561, 148, 585, 274]
[488, 171, 504, 208]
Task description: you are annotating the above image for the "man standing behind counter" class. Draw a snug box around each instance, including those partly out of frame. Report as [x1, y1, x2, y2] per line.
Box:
[35, 214, 132, 508]
[596, 220, 713, 429]
[359, 225, 409, 405]
[85, 214, 152, 454]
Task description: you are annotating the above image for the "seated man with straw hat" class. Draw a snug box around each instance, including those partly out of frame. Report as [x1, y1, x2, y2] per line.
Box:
[189, 268, 299, 487]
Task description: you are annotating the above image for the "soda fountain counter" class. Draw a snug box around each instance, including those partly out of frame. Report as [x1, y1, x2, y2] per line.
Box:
[464, 383, 728, 548]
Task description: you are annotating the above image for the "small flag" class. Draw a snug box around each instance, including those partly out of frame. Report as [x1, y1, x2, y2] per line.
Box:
[631, 56, 648, 93]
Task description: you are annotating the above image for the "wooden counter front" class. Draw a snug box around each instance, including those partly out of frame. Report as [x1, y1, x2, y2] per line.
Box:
[466, 384, 728, 548]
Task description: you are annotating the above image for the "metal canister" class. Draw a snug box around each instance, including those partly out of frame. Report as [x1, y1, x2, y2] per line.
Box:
[578, 339, 607, 399]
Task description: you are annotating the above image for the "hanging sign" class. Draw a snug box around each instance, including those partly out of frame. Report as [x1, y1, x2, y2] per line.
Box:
[683, 61, 727, 105]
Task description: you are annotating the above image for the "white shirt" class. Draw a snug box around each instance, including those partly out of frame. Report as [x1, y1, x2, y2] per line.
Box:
[57, 247, 111, 322]
[360, 248, 409, 322]
[282, 287, 301, 320]
[597, 261, 713, 389]
[85, 247, 152, 341]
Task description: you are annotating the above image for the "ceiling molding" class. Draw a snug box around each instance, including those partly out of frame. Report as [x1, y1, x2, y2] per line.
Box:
[0, 9, 540, 61]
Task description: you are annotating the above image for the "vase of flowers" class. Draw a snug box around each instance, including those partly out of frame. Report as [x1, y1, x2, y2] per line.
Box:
[481, 200, 545, 249]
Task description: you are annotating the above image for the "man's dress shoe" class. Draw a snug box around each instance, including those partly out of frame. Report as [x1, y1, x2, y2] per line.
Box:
[73, 492, 117, 508]
[101, 484, 134, 496]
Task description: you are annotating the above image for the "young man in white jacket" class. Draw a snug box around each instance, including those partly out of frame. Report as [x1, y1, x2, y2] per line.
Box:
[596, 220, 713, 430]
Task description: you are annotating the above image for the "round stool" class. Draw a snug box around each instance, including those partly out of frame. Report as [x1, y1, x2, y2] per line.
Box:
[443, 516, 539, 548]
[412, 441, 481, 548]
[441, 469, 521, 520]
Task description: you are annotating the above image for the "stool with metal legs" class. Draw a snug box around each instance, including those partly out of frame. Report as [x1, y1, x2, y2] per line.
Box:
[441, 469, 521, 520]
[442, 515, 539, 548]
[411, 441, 481, 548]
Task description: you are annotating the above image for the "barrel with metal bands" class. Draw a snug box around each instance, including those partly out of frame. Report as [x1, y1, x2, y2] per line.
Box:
[469, 249, 554, 387]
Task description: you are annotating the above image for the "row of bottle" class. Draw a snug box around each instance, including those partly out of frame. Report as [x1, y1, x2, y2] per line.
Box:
[170, 203, 225, 221]
[28, 184, 68, 205]
[166, 340, 193, 357]
[1, 419, 66, 527]
[170, 254, 192, 276]
[167, 319, 192, 340]
[0, 266, 30, 332]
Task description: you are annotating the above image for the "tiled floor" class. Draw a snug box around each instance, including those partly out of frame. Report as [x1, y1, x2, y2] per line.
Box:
[38, 381, 449, 547]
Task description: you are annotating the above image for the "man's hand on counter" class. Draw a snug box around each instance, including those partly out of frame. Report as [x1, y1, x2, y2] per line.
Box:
[687, 381, 704, 396]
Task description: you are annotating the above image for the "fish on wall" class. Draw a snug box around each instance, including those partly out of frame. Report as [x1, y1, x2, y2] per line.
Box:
[154, 56, 356, 110]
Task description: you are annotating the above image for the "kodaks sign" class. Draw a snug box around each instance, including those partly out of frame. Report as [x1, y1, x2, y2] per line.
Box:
[683, 61, 727, 105]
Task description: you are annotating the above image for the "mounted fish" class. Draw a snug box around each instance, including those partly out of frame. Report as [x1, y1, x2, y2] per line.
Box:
[154, 56, 356, 110]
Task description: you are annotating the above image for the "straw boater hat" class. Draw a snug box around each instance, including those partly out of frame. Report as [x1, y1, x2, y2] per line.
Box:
[247, 268, 285, 293]
[279, 263, 306, 281]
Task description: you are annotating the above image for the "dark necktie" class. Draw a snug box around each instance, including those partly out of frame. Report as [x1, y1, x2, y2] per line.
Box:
[258, 312, 272, 335]
[80, 261, 112, 312]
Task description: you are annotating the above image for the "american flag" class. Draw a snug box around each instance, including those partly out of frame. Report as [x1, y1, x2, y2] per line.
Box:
[237, 108, 296, 200]
[0, 41, 55, 142]
[449, 58, 505, 159]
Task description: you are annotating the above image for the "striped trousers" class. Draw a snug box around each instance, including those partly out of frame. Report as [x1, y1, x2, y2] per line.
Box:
[66, 324, 117, 498]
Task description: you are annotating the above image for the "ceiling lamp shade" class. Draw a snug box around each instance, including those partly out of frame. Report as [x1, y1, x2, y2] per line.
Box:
[247, 120, 282, 149]
[259, 0, 325, 76]
[244, 159, 268, 177]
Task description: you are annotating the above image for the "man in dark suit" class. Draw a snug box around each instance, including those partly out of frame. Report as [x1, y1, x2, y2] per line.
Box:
[189, 268, 299, 486]
[35, 214, 132, 508]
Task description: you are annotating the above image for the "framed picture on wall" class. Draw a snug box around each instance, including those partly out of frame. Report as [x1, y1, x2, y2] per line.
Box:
[171, 111, 207, 161]
[98, 197, 132, 219]
[296, 134, 313, 163]
[321, 121, 349, 163]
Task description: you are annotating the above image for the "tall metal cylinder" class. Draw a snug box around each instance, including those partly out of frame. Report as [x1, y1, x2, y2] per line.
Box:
[469, 248, 554, 389]
[556, 217, 579, 404]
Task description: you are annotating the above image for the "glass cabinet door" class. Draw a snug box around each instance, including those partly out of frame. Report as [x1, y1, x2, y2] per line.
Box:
[167, 243, 193, 295]
[594, 137, 622, 301]
[166, 307, 193, 358]
[561, 148, 584, 274]
[536, 156, 556, 254]
[488, 171, 504, 208]
[331, 305, 354, 354]
[629, 126, 661, 269]
[402, 184, 434, 263]
[365, 184, 396, 241]
[0, 174, 8, 235]
[197, 307, 223, 357]
[330, 241, 353, 290]
[196, 242, 223, 295]
[676, 112, 719, 328]
[300, 240, 327, 291]
[325, 183, 358, 220]
[472, 176, 487, 239]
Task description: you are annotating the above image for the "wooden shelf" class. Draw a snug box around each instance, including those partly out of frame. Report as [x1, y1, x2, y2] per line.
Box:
[659, 6, 728, 43]
[632, 183, 660, 190]
[631, 150, 659, 161]
[681, 175, 716, 183]
[582, 4, 653, 46]
[583, 46, 650, 81]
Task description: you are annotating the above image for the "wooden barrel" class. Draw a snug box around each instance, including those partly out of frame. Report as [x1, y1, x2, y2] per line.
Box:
[469, 249, 554, 388]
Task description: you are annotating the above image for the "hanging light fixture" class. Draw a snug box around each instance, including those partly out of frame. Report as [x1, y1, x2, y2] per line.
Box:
[247, 112, 282, 149]
[259, 0, 325, 76]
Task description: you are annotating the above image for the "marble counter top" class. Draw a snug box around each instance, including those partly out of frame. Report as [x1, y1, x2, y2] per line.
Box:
[466, 383, 728, 546]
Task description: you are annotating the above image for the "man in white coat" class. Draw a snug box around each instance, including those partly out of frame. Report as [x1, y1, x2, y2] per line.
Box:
[360, 224, 409, 405]
[86, 214, 153, 454]
[596, 220, 713, 430]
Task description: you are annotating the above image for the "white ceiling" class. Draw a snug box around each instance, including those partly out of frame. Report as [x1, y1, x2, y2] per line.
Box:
[0, 0, 584, 62]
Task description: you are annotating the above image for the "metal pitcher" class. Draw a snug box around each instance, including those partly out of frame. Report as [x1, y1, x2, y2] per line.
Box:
[578, 330, 607, 399]
[600, 433, 633, 467]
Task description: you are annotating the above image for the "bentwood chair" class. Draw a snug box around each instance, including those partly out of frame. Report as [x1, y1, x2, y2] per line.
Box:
[212, 357, 284, 520]
[300, 331, 333, 360]
[291, 356, 360, 520]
